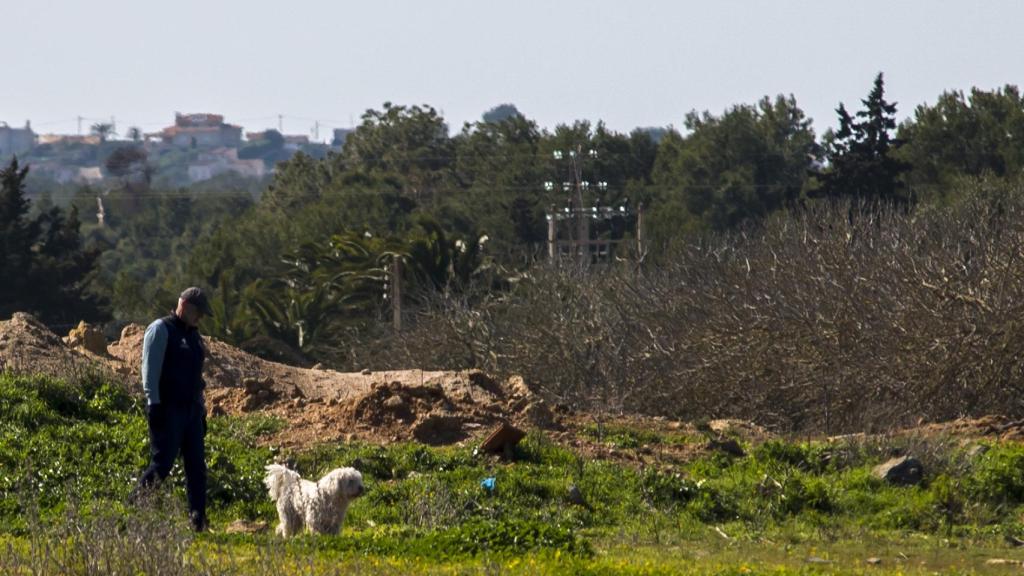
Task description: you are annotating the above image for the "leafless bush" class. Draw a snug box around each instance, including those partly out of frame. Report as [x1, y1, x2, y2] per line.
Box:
[385, 179, 1024, 434]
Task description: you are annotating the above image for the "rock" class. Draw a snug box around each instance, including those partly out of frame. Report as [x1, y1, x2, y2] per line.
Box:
[872, 456, 923, 485]
[311, 363, 323, 370]
[119, 323, 144, 342]
[361, 368, 372, 375]
[865, 557, 882, 565]
[566, 484, 591, 509]
[384, 395, 406, 410]
[243, 377, 274, 394]
[965, 444, 989, 459]
[64, 321, 108, 356]
[522, 400, 554, 428]
[706, 438, 745, 457]
[507, 375, 533, 398]
[225, 519, 268, 534]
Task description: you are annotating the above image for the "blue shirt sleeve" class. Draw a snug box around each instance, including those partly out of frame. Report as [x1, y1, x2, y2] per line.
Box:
[141, 320, 168, 405]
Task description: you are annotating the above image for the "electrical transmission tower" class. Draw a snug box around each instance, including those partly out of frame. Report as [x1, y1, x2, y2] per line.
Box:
[543, 145, 643, 266]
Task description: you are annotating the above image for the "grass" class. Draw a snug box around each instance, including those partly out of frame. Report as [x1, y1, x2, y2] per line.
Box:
[2, 370, 1024, 574]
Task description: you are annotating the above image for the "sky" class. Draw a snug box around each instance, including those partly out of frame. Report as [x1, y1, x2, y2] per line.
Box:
[3, 0, 1022, 142]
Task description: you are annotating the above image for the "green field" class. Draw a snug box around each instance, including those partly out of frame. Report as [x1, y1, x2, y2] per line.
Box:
[2, 371, 1024, 575]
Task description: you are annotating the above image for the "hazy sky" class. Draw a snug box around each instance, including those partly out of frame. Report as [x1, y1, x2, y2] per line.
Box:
[4, 0, 1022, 141]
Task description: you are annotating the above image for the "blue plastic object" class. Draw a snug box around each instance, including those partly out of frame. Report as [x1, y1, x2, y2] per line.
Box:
[480, 477, 496, 492]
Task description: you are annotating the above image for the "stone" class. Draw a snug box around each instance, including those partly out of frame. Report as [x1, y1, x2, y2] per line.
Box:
[566, 484, 591, 509]
[64, 321, 108, 356]
[523, 400, 554, 428]
[507, 374, 532, 398]
[965, 444, 989, 459]
[361, 368, 372, 375]
[865, 557, 882, 565]
[872, 456, 924, 485]
[706, 438, 745, 457]
[225, 519, 268, 534]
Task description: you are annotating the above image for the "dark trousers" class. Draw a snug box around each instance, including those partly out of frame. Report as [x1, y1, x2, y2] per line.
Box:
[138, 401, 207, 528]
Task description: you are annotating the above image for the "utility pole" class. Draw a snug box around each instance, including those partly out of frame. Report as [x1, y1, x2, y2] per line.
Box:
[570, 145, 589, 267]
[391, 258, 402, 331]
[278, 114, 284, 133]
[547, 204, 557, 260]
[77, 116, 83, 136]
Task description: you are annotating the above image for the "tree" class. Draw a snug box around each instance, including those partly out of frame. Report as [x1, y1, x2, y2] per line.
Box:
[126, 126, 143, 142]
[90, 122, 116, 144]
[341, 102, 454, 204]
[105, 145, 152, 192]
[481, 103, 522, 124]
[453, 113, 546, 260]
[815, 73, 910, 204]
[651, 95, 818, 232]
[897, 85, 1024, 199]
[0, 158, 104, 322]
[0, 158, 36, 315]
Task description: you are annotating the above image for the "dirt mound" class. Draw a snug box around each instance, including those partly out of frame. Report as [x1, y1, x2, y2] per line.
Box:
[908, 415, 1024, 442]
[0, 313, 100, 376]
[1, 313, 554, 446]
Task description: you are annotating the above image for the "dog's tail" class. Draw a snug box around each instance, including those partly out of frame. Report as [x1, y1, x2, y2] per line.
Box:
[264, 464, 301, 502]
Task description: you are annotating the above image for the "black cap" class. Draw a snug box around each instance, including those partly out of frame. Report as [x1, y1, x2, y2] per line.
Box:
[179, 287, 213, 316]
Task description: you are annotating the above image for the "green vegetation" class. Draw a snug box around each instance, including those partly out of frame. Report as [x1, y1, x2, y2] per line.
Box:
[3, 371, 1024, 574]
[6, 75, 1024, 380]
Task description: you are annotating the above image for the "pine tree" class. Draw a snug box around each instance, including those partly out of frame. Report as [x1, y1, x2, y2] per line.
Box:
[817, 73, 910, 203]
[0, 157, 106, 323]
[0, 158, 37, 318]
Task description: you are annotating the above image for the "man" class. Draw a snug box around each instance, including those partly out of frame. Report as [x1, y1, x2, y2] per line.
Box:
[135, 286, 213, 532]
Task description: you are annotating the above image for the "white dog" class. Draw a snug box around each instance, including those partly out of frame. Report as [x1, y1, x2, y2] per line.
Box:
[264, 464, 364, 537]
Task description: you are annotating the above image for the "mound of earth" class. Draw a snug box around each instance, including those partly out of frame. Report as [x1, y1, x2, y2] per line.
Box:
[2, 314, 556, 447]
[0, 313, 100, 376]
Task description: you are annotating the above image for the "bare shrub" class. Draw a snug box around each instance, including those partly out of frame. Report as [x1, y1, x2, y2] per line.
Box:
[385, 179, 1024, 434]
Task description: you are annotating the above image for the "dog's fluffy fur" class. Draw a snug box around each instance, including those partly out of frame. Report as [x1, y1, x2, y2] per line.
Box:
[264, 464, 364, 537]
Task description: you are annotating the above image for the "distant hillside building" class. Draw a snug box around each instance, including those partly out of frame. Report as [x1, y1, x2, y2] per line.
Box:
[187, 147, 266, 182]
[246, 130, 310, 150]
[38, 134, 102, 145]
[152, 113, 242, 148]
[0, 121, 37, 157]
[331, 128, 353, 148]
[30, 162, 103, 185]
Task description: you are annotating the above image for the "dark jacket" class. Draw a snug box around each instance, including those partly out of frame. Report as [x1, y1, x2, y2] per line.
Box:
[158, 314, 206, 406]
